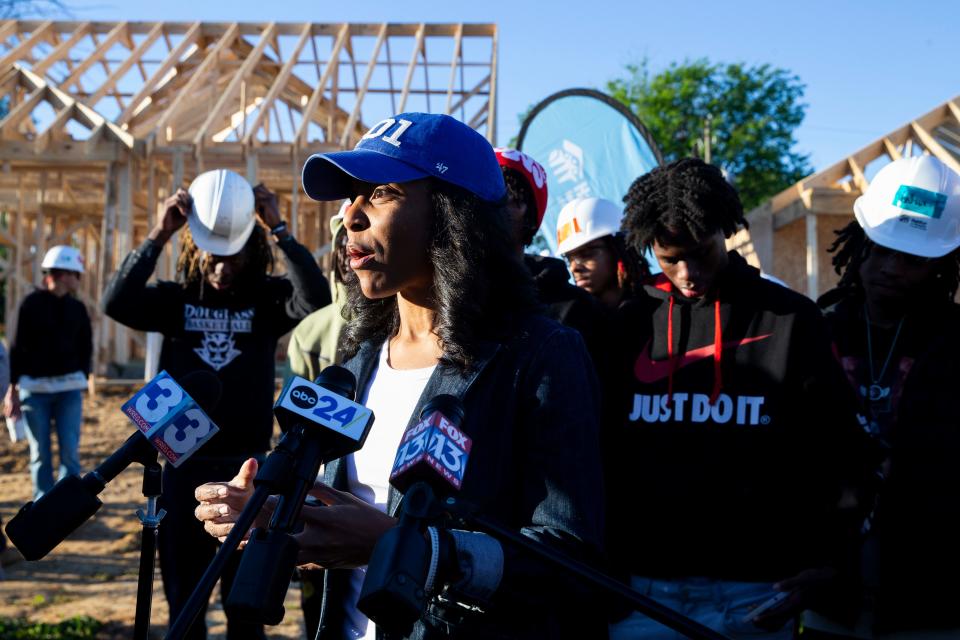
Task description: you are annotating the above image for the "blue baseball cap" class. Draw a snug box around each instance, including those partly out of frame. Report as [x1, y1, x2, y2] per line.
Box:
[301, 112, 506, 203]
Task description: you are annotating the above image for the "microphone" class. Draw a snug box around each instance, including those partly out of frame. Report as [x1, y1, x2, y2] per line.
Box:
[222, 366, 374, 625]
[389, 394, 470, 494]
[5, 370, 221, 560]
[358, 394, 469, 634]
[121, 369, 221, 467]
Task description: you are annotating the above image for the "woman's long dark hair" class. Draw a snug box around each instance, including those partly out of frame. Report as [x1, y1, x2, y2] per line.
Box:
[340, 179, 538, 371]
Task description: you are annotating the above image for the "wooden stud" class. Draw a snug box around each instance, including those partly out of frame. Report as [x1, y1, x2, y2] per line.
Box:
[487, 24, 498, 142]
[296, 24, 348, 146]
[244, 22, 311, 148]
[194, 22, 277, 148]
[118, 21, 202, 126]
[156, 23, 240, 141]
[847, 156, 869, 193]
[805, 212, 818, 299]
[0, 85, 47, 140]
[397, 24, 425, 114]
[0, 21, 55, 69]
[88, 22, 163, 106]
[443, 23, 463, 115]
[60, 22, 128, 91]
[912, 121, 960, 175]
[32, 21, 92, 76]
[339, 23, 387, 147]
[882, 137, 902, 161]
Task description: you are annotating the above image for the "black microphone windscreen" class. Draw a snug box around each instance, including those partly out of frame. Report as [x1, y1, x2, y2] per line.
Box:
[177, 370, 222, 415]
[418, 394, 464, 426]
[314, 365, 358, 402]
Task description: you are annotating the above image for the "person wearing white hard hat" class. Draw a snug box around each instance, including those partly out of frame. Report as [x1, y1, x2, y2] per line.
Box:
[807, 155, 960, 639]
[4, 245, 92, 500]
[557, 197, 646, 310]
[103, 169, 329, 640]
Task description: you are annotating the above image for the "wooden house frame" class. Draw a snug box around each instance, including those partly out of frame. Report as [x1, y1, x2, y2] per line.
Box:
[0, 20, 498, 375]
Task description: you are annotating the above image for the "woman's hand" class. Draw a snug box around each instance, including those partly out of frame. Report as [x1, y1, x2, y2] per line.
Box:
[194, 458, 272, 545]
[294, 482, 396, 570]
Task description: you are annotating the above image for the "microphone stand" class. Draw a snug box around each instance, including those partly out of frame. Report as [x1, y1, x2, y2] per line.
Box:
[133, 455, 164, 640]
[163, 426, 307, 640]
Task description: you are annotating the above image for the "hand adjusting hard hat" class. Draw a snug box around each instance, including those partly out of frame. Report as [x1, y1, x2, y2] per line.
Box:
[556, 197, 623, 255]
[187, 169, 256, 256]
[41, 245, 84, 273]
[854, 155, 960, 258]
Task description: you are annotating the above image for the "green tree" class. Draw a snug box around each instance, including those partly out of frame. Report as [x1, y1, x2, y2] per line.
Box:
[607, 59, 812, 210]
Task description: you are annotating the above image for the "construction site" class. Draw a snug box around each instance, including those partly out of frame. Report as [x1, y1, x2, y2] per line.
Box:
[0, 19, 498, 379]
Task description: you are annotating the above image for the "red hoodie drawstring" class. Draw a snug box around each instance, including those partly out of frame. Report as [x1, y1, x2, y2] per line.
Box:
[667, 295, 676, 405]
[710, 298, 723, 404]
[666, 292, 724, 407]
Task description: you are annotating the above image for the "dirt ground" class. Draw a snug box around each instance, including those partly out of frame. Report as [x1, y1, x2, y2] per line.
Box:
[0, 390, 305, 639]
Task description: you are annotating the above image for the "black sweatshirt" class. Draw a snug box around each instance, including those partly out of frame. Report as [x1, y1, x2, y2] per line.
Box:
[102, 236, 330, 457]
[822, 293, 960, 633]
[10, 289, 92, 384]
[613, 252, 873, 582]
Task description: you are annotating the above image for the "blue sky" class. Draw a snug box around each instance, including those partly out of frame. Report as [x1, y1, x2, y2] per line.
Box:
[61, 0, 960, 172]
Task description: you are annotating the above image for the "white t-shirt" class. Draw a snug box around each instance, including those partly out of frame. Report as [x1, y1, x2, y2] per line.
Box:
[342, 341, 436, 639]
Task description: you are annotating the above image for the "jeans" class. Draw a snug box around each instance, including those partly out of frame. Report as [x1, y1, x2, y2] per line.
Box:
[20, 388, 83, 500]
[610, 576, 794, 640]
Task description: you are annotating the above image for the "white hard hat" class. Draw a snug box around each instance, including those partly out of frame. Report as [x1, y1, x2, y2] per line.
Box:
[556, 197, 623, 255]
[41, 245, 84, 273]
[187, 169, 256, 256]
[854, 155, 960, 258]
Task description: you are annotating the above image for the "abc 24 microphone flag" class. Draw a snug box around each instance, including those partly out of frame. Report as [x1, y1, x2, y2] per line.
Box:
[121, 370, 219, 467]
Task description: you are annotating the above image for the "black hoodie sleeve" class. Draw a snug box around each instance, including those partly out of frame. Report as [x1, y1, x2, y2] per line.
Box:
[265, 235, 331, 336]
[102, 239, 183, 334]
[9, 294, 36, 384]
[78, 300, 93, 377]
[787, 300, 879, 570]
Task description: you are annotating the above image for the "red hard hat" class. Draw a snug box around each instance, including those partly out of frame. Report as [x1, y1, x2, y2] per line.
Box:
[494, 148, 548, 228]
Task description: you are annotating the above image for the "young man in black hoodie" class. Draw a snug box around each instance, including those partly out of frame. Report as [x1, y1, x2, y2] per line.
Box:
[807, 155, 960, 639]
[103, 170, 329, 639]
[611, 158, 872, 639]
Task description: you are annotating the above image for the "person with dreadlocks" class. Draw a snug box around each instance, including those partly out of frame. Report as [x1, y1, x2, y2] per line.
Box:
[610, 158, 873, 639]
[804, 155, 960, 639]
[103, 169, 329, 640]
[556, 197, 645, 309]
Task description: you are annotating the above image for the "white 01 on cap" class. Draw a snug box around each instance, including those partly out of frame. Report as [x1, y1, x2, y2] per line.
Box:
[187, 169, 256, 256]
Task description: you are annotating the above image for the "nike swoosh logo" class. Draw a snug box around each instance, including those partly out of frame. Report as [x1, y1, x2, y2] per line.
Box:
[634, 334, 773, 383]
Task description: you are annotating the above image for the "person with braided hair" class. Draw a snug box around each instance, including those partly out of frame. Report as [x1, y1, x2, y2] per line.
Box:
[804, 156, 960, 639]
[610, 158, 873, 639]
[103, 170, 329, 639]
